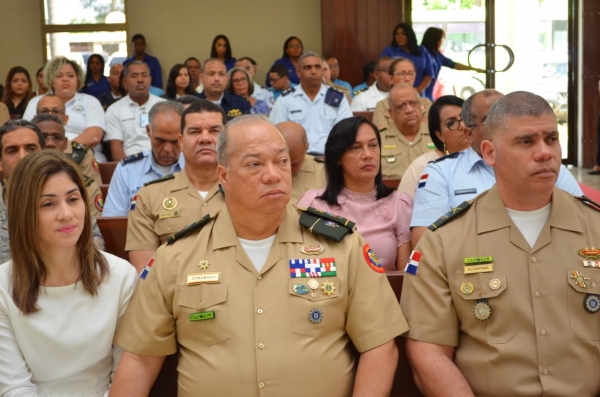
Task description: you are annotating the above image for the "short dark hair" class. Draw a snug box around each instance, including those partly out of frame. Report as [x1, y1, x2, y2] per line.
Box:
[428, 95, 465, 152]
[391, 23, 421, 56]
[181, 99, 226, 132]
[131, 33, 145, 43]
[0, 120, 46, 158]
[269, 63, 289, 78]
[123, 60, 150, 78]
[175, 95, 200, 106]
[421, 27, 444, 55]
[319, 117, 392, 206]
[184, 57, 201, 66]
[282, 36, 303, 58]
[237, 56, 256, 66]
[31, 113, 65, 133]
[211, 34, 233, 60]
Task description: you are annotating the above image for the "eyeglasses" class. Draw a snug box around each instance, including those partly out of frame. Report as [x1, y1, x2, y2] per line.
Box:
[38, 108, 65, 115]
[288, 44, 302, 49]
[269, 76, 282, 83]
[444, 118, 464, 131]
[393, 72, 416, 79]
[391, 100, 422, 113]
[231, 77, 248, 85]
[467, 122, 486, 129]
[42, 134, 65, 142]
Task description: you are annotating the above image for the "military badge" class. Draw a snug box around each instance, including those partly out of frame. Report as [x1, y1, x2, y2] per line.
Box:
[460, 281, 475, 295]
[404, 250, 421, 275]
[163, 197, 177, 210]
[473, 300, 492, 321]
[309, 308, 323, 324]
[198, 258, 210, 270]
[299, 244, 326, 255]
[571, 270, 589, 288]
[94, 194, 104, 211]
[584, 294, 600, 313]
[363, 244, 384, 273]
[321, 281, 336, 296]
[293, 284, 310, 295]
[577, 247, 600, 260]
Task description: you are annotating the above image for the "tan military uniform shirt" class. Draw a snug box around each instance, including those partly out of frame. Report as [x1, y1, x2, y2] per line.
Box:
[85, 176, 103, 218]
[381, 122, 433, 178]
[401, 186, 600, 396]
[115, 204, 408, 397]
[64, 140, 101, 183]
[372, 96, 432, 130]
[125, 171, 225, 251]
[291, 155, 327, 203]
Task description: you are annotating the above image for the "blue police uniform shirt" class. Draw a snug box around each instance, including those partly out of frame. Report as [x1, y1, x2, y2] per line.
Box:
[333, 79, 354, 98]
[424, 51, 457, 101]
[123, 53, 163, 89]
[102, 150, 185, 217]
[79, 76, 110, 99]
[269, 84, 353, 155]
[381, 45, 434, 100]
[410, 147, 584, 228]
[195, 91, 251, 121]
[270, 82, 298, 101]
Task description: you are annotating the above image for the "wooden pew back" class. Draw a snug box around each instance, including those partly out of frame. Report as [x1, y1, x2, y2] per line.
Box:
[352, 111, 374, 122]
[99, 161, 118, 184]
[96, 216, 128, 261]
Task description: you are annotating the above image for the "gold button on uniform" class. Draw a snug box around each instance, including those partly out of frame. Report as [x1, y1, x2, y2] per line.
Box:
[535, 291, 541, 298]
[257, 274, 262, 280]
[258, 343, 265, 349]
[540, 328, 546, 335]
[543, 368, 549, 375]
[259, 382, 265, 388]
[257, 309, 263, 314]
[531, 257, 537, 263]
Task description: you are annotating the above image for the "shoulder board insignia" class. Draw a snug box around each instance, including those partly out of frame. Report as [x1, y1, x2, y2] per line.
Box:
[313, 156, 325, 163]
[69, 142, 89, 164]
[379, 127, 387, 133]
[353, 88, 366, 96]
[299, 206, 355, 242]
[428, 201, 471, 231]
[143, 173, 175, 187]
[83, 175, 94, 187]
[324, 87, 344, 108]
[71, 141, 90, 152]
[431, 151, 460, 164]
[578, 196, 600, 212]
[281, 87, 296, 97]
[121, 152, 146, 165]
[166, 213, 213, 245]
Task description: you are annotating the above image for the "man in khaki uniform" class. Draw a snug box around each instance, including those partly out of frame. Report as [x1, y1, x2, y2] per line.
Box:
[35, 94, 102, 182]
[277, 121, 326, 203]
[381, 83, 434, 178]
[401, 91, 600, 396]
[373, 58, 432, 130]
[110, 115, 407, 397]
[125, 100, 226, 271]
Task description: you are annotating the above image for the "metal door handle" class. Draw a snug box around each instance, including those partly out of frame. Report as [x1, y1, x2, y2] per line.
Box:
[468, 43, 515, 73]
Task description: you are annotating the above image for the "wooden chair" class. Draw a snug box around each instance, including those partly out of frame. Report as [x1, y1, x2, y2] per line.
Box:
[95, 216, 128, 261]
[98, 161, 118, 184]
[99, 184, 109, 200]
[352, 111, 374, 122]
[384, 178, 401, 190]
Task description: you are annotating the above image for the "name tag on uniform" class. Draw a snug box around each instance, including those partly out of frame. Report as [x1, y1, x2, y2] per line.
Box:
[463, 256, 494, 274]
[383, 145, 397, 149]
[454, 188, 477, 195]
[290, 109, 302, 114]
[189, 311, 215, 322]
[139, 113, 149, 127]
[187, 272, 221, 285]
[159, 210, 181, 219]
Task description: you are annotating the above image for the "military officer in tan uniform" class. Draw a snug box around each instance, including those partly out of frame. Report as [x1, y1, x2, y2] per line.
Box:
[35, 94, 102, 182]
[381, 83, 434, 178]
[277, 121, 326, 203]
[401, 91, 600, 396]
[125, 100, 226, 271]
[109, 115, 407, 397]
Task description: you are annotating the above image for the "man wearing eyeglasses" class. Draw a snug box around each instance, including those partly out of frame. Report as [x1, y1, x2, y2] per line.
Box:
[35, 94, 102, 184]
[268, 64, 296, 102]
[351, 57, 393, 112]
[381, 83, 434, 178]
[409, 89, 583, 246]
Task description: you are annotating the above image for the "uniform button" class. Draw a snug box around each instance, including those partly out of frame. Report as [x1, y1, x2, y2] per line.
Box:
[542, 367, 548, 375]
[531, 257, 537, 263]
[167, 227, 171, 231]
[535, 291, 541, 298]
[311, 292, 316, 298]
[540, 328, 546, 335]
[258, 343, 265, 349]
[257, 309, 264, 314]
[257, 274, 262, 280]
[593, 282, 597, 288]
[259, 382, 265, 388]
[202, 202, 207, 206]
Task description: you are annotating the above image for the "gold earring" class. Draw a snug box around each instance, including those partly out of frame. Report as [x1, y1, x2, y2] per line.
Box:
[443, 142, 449, 155]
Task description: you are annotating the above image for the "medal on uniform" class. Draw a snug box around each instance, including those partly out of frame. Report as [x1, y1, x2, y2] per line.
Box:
[584, 294, 600, 313]
[163, 197, 177, 210]
[489, 278, 502, 290]
[571, 270, 589, 288]
[309, 308, 323, 324]
[583, 260, 600, 268]
[473, 299, 492, 321]
[321, 281, 336, 296]
[299, 244, 326, 255]
[307, 279, 320, 290]
[198, 258, 210, 270]
[460, 281, 475, 295]
[386, 157, 396, 163]
[293, 284, 310, 295]
[577, 247, 600, 260]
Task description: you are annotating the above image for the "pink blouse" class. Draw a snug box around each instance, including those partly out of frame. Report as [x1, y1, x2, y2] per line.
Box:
[297, 188, 413, 271]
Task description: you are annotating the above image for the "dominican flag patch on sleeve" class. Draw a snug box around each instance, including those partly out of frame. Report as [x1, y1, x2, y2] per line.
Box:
[129, 195, 137, 211]
[140, 258, 155, 280]
[418, 174, 428, 188]
[404, 251, 422, 275]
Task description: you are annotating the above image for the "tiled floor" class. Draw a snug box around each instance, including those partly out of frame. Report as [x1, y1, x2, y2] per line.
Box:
[568, 166, 600, 190]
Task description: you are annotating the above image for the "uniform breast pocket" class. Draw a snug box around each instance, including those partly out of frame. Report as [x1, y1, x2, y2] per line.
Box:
[177, 284, 230, 345]
[322, 106, 337, 120]
[288, 278, 345, 338]
[566, 267, 600, 340]
[288, 109, 306, 122]
[154, 215, 187, 239]
[454, 273, 514, 344]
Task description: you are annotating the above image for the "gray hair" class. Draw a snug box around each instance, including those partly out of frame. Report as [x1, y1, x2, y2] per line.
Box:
[486, 91, 555, 140]
[226, 67, 254, 96]
[462, 89, 502, 128]
[123, 60, 150, 78]
[31, 114, 65, 133]
[44, 56, 85, 91]
[298, 52, 321, 68]
[216, 114, 281, 168]
[148, 101, 184, 126]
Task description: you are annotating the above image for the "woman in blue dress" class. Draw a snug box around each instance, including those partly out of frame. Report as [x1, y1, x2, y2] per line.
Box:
[210, 35, 236, 71]
[381, 23, 434, 99]
[266, 36, 303, 88]
[79, 54, 109, 99]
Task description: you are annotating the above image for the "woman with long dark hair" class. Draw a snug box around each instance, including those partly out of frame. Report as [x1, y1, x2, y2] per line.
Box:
[210, 34, 236, 71]
[266, 36, 303, 87]
[381, 23, 434, 99]
[162, 63, 196, 100]
[1, 66, 33, 119]
[297, 117, 413, 271]
[80, 54, 110, 99]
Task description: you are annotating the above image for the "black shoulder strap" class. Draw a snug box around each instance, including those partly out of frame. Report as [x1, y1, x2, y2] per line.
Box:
[166, 213, 213, 245]
[299, 206, 355, 242]
[578, 195, 600, 212]
[428, 201, 471, 231]
[143, 173, 175, 187]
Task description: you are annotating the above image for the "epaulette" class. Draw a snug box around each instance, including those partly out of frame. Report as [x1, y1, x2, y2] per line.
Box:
[379, 127, 388, 133]
[69, 142, 89, 164]
[578, 196, 600, 212]
[143, 173, 174, 187]
[353, 88, 366, 96]
[83, 175, 94, 188]
[121, 152, 146, 165]
[428, 201, 471, 231]
[313, 156, 325, 163]
[324, 87, 344, 108]
[431, 151, 460, 164]
[166, 213, 213, 245]
[281, 87, 295, 97]
[299, 206, 355, 242]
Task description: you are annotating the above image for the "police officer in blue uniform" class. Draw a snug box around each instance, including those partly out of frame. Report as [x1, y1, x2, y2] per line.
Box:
[103, 101, 185, 216]
[270, 52, 353, 155]
[194, 58, 250, 121]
